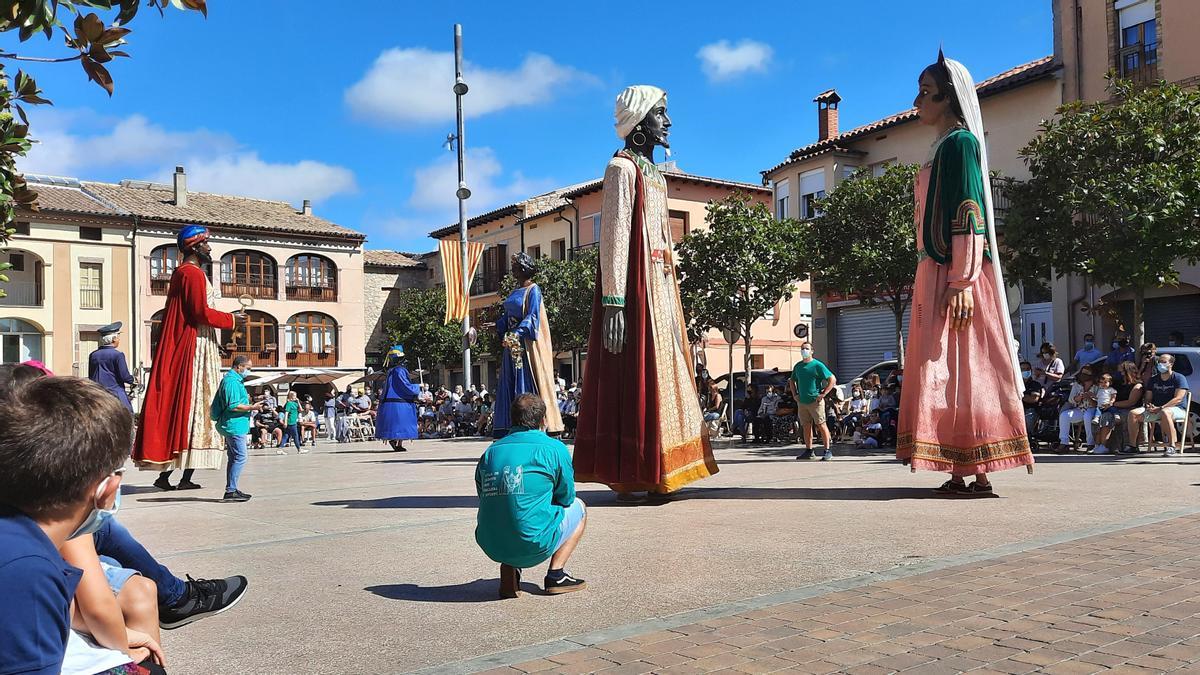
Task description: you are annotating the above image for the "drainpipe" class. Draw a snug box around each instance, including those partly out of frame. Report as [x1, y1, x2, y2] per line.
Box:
[1073, 0, 1083, 100]
[1068, 278, 1089, 354]
[130, 215, 140, 371]
[556, 203, 578, 258]
[520, 219, 526, 252]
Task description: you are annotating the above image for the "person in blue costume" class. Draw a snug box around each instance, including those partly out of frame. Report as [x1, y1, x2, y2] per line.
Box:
[493, 253, 564, 438]
[375, 344, 420, 451]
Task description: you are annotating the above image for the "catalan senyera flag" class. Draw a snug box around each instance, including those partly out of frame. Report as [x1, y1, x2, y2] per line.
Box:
[440, 239, 486, 325]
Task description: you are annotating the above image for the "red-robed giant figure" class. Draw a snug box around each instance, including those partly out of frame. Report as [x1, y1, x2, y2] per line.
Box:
[573, 85, 718, 500]
[134, 225, 241, 491]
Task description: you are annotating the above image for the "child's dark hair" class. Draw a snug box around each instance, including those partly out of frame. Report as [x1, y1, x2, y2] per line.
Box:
[0, 377, 132, 516]
[0, 363, 46, 397]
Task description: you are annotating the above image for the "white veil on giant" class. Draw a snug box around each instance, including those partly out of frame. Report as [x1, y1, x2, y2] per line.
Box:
[942, 57, 1024, 391]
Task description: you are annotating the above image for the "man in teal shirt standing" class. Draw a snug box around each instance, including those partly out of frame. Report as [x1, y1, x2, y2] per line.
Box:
[476, 393, 587, 599]
[790, 341, 838, 461]
[211, 356, 263, 503]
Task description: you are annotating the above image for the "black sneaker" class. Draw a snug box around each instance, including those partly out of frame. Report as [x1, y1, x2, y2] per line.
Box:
[796, 449, 813, 460]
[177, 480, 203, 490]
[159, 575, 248, 630]
[544, 571, 587, 595]
[153, 476, 176, 491]
[1118, 445, 1140, 455]
[222, 491, 251, 502]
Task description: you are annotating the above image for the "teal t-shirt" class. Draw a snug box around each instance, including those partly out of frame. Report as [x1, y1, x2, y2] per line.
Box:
[475, 428, 575, 568]
[284, 400, 299, 425]
[211, 370, 252, 437]
[791, 358, 834, 404]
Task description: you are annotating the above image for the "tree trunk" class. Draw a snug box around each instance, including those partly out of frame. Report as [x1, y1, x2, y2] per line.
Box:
[727, 333, 735, 429]
[893, 301, 906, 370]
[1132, 286, 1146, 347]
[742, 323, 753, 432]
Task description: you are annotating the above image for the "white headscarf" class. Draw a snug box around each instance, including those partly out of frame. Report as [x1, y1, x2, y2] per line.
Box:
[614, 85, 667, 140]
[942, 56, 1023, 391]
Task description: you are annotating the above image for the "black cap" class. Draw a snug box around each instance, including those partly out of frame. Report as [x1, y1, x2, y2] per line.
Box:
[97, 321, 123, 335]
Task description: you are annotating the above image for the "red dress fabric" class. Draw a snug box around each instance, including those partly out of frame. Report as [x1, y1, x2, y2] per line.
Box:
[133, 264, 234, 466]
[573, 160, 664, 492]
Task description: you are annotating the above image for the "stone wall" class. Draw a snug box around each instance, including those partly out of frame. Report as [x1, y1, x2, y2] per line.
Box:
[364, 265, 429, 366]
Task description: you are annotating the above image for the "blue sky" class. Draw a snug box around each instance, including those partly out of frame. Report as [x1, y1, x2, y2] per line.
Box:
[13, 0, 1052, 252]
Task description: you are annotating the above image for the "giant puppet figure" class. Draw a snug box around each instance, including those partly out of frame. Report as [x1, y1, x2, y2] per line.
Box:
[376, 344, 420, 451]
[134, 225, 242, 491]
[492, 252, 564, 438]
[896, 52, 1034, 495]
[573, 85, 718, 499]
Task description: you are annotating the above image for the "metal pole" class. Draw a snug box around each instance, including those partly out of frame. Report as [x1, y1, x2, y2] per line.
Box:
[453, 24, 473, 391]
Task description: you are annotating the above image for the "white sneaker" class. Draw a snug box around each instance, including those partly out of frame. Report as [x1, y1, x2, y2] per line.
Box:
[1164, 448, 1178, 457]
[1092, 445, 1110, 455]
[275, 449, 286, 455]
[299, 448, 310, 454]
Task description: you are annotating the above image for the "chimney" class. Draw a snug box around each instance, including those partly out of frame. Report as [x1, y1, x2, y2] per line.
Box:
[301, 199, 312, 216]
[814, 89, 842, 141]
[173, 165, 187, 207]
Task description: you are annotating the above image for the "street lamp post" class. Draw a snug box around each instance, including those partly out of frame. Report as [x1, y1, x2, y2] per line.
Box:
[453, 24, 473, 390]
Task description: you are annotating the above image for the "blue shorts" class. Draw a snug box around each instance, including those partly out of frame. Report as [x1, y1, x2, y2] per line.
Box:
[98, 555, 139, 594]
[553, 498, 586, 552]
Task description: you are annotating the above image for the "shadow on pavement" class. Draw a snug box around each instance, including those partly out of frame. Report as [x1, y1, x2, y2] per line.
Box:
[136, 496, 227, 504]
[121, 485, 170, 495]
[315, 495, 480, 509]
[358, 458, 480, 465]
[365, 579, 544, 602]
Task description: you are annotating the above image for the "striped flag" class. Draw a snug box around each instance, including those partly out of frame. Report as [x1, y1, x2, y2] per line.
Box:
[440, 239, 486, 325]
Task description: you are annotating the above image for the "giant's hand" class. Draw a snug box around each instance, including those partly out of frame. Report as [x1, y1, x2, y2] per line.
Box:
[941, 286, 974, 331]
[603, 306, 626, 354]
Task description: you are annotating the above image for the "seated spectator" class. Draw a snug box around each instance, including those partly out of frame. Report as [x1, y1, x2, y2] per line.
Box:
[1091, 372, 1119, 454]
[755, 386, 781, 443]
[1167, 330, 1184, 348]
[855, 411, 884, 449]
[1101, 361, 1145, 452]
[559, 392, 579, 440]
[299, 403, 319, 446]
[773, 390, 798, 443]
[0, 377, 141, 675]
[350, 389, 374, 420]
[842, 384, 868, 438]
[1136, 342, 1158, 384]
[1020, 361, 1044, 438]
[475, 393, 494, 437]
[475, 393, 587, 599]
[1068, 333, 1104, 375]
[1034, 343, 1065, 387]
[738, 385, 761, 442]
[1124, 354, 1190, 456]
[1056, 365, 1097, 453]
[253, 403, 283, 449]
[702, 376, 723, 435]
[1105, 336, 1136, 372]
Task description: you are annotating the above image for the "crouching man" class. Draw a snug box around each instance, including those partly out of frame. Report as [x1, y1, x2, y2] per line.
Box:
[475, 393, 587, 599]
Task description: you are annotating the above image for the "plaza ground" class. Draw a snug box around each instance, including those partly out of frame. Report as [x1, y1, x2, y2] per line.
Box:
[116, 437, 1200, 674]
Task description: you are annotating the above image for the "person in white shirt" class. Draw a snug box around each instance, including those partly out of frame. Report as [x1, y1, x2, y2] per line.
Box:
[1091, 372, 1119, 454]
[1056, 366, 1097, 453]
[1034, 343, 1066, 388]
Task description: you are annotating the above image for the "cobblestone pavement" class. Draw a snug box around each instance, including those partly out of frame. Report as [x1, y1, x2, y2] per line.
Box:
[471, 514, 1200, 675]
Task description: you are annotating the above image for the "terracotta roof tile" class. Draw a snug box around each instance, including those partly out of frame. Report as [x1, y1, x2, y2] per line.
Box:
[763, 56, 1059, 177]
[23, 178, 124, 216]
[364, 250, 424, 268]
[79, 180, 364, 240]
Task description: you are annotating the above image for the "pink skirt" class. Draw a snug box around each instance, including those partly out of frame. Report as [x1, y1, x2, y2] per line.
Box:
[896, 257, 1034, 477]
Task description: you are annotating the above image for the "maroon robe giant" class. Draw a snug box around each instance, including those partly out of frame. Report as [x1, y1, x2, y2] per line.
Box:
[133, 263, 234, 469]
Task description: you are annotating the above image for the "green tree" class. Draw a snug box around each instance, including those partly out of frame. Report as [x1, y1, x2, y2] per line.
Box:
[0, 0, 207, 263]
[383, 288, 464, 371]
[802, 163, 920, 368]
[677, 192, 807, 406]
[1004, 77, 1200, 346]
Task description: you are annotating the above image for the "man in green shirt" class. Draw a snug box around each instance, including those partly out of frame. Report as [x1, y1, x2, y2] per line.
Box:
[476, 393, 587, 599]
[789, 341, 838, 461]
[210, 356, 263, 502]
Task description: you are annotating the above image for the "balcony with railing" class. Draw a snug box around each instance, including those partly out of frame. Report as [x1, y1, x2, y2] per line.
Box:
[470, 274, 503, 297]
[221, 346, 278, 369]
[286, 347, 337, 367]
[285, 279, 338, 302]
[0, 280, 44, 307]
[220, 273, 277, 300]
[149, 273, 172, 296]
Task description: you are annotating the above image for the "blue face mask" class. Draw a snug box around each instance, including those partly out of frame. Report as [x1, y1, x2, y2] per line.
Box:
[1022, 370, 1032, 379]
[68, 476, 121, 540]
[1157, 362, 1171, 374]
[1085, 341, 1095, 350]
[800, 349, 812, 359]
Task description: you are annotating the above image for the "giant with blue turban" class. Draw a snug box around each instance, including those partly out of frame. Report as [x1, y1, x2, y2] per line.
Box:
[375, 344, 420, 450]
[134, 224, 238, 490]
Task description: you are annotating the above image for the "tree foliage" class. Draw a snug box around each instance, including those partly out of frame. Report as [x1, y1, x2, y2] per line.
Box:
[803, 163, 920, 367]
[677, 192, 807, 387]
[1003, 77, 1200, 344]
[383, 288, 464, 370]
[0, 0, 206, 246]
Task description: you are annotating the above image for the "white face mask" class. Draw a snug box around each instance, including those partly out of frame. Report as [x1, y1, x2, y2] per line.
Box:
[800, 349, 812, 359]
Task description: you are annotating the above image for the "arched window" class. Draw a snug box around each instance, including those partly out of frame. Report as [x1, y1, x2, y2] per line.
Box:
[220, 250, 277, 299]
[285, 254, 338, 301]
[149, 310, 165, 359]
[284, 312, 338, 367]
[1, 317, 44, 364]
[221, 310, 278, 367]
[149, 244, 211, 295]
[0, 250, 44, 307]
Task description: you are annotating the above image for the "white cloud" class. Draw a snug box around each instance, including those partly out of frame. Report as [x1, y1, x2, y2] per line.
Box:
[153, 154, 357, 204]
[345, 48, 593, 126]
[697, 39, 773, 82]
[408, 147, 554, 214]
[17, 111, 357, 204]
